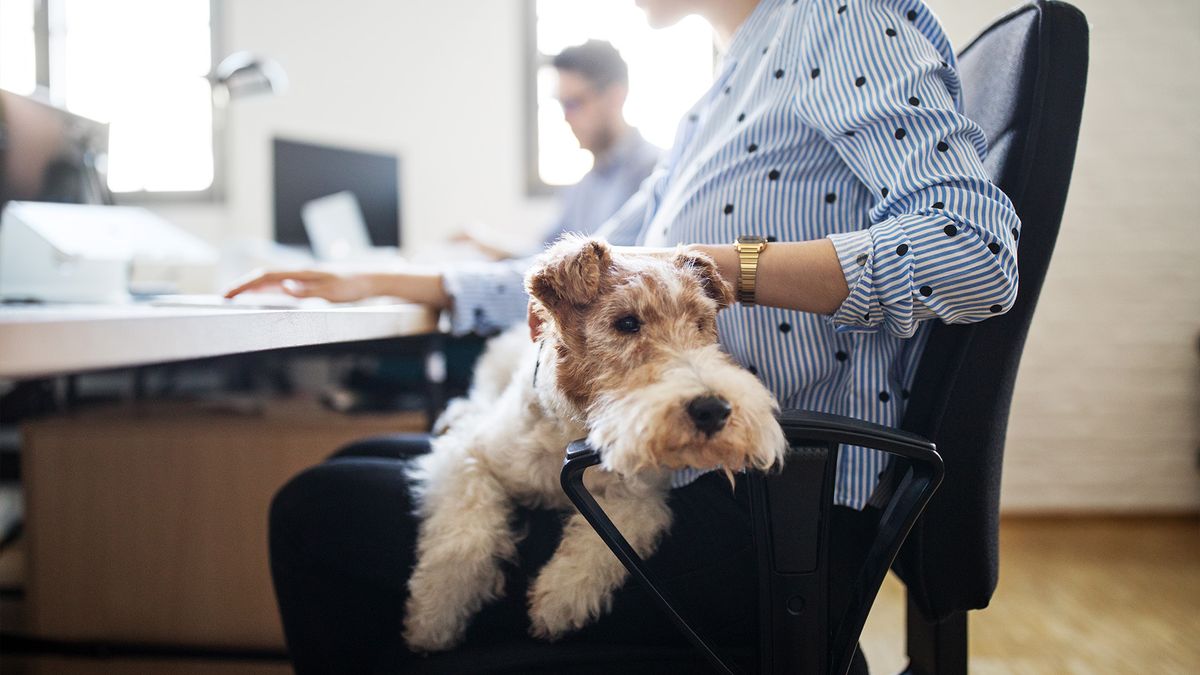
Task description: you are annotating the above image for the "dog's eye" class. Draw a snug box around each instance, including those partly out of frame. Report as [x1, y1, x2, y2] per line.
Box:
[613, 315, 641, 334]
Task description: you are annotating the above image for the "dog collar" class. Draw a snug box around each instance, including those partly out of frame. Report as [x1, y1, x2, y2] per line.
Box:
[532, 339, 544, 388]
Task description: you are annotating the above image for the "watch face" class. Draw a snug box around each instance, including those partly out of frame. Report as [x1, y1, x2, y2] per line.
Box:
[738, 235, 767, 246]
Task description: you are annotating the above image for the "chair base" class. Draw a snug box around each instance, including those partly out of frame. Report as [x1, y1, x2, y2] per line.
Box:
[901, 594, 967, 675]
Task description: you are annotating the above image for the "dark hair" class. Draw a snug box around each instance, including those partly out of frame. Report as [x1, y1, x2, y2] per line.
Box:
[551, 40, 629, 90]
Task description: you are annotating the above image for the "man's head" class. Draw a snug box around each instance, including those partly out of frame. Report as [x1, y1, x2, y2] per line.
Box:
[553, 40, 629, 155]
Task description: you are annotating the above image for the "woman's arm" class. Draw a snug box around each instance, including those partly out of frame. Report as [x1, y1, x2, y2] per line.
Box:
[688, 240, 850, 316]
[787, 0, 1020, 338]
[224, 268, 450, 308]
[365, 270, 450, 307]
[225, 238, 851, 321]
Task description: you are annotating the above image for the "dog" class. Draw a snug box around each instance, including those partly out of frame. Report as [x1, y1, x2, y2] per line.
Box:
[402, 236, 788, 652]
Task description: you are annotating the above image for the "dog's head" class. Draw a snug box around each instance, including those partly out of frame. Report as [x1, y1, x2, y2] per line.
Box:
[526, 236, 786, 479]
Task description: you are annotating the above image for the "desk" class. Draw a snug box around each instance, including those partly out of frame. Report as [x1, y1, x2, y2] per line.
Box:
[0, 302, 439, 379]
[1, 302, 442, 652]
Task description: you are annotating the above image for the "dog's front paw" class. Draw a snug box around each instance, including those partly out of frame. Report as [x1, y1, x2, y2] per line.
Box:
[402, 598, 465, 653]
[402, 571, 474, 653]
[526, 568, 611, 641]
[403, 557, 507, 652]
[527, 585, 591, 641]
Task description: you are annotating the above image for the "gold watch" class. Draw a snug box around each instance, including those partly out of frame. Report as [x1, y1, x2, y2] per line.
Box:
[734, 235, 768, 306]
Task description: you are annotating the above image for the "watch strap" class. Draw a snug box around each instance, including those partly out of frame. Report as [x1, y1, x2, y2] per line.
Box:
[735, 237, 766, 306]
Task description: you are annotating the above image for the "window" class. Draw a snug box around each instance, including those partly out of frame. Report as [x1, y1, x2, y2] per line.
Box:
[528, 0, 715, 191]
[0, 0, 38, 95]
[0, 0, 219, 199]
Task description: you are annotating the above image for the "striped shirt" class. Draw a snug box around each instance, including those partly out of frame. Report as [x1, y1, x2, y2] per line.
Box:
[442, 0, 1021, 509]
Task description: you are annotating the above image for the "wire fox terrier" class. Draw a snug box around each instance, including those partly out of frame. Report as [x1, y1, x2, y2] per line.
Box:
[402, 236, 787, 652]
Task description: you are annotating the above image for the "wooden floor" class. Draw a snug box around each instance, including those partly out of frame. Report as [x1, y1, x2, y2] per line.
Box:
[861, 516, 1200, 674]
[2, 516, 1197, 674]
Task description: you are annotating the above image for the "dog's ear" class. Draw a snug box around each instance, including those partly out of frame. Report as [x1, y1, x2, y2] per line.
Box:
[675, 250, 734, 309]
[526, 237, 613, 313]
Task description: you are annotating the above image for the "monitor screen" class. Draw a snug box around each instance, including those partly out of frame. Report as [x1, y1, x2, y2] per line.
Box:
[272, 137, 401, 248]
[0, 89, 111, 210]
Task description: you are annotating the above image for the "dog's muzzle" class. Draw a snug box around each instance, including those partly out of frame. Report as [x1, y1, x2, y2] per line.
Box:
[687, 395, 732, 436]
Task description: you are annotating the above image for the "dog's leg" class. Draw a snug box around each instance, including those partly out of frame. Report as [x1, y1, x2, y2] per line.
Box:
[403, 455, 515, 652]
[527, 487, 672, 640]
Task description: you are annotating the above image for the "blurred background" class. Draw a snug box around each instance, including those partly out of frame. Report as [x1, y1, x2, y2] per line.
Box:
[0, 1, 1196, 673]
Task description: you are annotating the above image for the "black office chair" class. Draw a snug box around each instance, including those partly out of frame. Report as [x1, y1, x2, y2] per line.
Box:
[409, 2, 1088, 673]
[890, 3, 1089, 672]
[561, 2, 1090, 674]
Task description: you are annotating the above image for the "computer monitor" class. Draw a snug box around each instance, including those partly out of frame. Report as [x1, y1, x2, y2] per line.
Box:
[272, 137, 401, 248]
[0, 89, 111, 210]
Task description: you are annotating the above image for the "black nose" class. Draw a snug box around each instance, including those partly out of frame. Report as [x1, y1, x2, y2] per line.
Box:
[687, 396, 731, 436]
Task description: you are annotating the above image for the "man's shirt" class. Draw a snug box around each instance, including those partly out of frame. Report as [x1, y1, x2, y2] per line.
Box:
[538, 128, 661, 248]
[443, 0, 1021, 509]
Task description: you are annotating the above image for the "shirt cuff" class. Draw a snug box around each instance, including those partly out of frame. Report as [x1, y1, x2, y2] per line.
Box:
[824, 228, 880, 333]
[441, 262, 531, 336]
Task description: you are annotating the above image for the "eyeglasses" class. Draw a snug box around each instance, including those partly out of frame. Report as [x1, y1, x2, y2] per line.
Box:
[557, 90, 596, 114]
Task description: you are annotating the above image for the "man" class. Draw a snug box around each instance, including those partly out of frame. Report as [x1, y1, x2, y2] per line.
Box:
[459, 39, 661, 259]
[242, 1, 1021, 671]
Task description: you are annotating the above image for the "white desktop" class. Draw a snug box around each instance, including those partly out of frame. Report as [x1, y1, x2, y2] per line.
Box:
[0, 196, 505, 309]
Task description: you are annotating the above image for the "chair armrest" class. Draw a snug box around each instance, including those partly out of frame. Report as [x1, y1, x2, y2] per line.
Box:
[776, 409, 940, 463]
[561, 441, 738, 674]
[560, 412, 943, 675]
[772, 409, 943, 674]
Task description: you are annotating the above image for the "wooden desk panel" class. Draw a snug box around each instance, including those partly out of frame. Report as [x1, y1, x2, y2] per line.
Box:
[20, 400, 429, 649]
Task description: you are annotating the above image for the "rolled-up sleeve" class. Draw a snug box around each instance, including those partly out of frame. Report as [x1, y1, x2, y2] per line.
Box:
[441, 173, 655, 336]
[795, 0, 1021, 339]
[442, 259, 533, 336]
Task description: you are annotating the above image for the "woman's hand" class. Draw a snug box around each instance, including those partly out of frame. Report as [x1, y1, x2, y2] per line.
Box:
[612, 244, 739, 291]
[223, 268, 451, 308]
[223, 269, 377, 303]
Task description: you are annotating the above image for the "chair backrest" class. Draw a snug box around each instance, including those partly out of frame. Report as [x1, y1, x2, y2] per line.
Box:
[893, 0, 1089, 621]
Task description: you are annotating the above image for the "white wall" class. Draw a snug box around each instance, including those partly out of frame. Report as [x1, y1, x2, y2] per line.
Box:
[160, 0, 558, 251]
[154, 0, 1199, 513]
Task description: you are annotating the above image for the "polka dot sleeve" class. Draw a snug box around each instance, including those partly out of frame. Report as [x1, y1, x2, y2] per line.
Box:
[793, 0, 1021, 339]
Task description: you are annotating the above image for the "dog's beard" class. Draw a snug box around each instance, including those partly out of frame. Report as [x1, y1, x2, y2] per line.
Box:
[585, 345, 787, 479]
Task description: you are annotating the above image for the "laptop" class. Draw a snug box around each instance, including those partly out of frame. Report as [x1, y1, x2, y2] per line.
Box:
[301, 191, 374, 262]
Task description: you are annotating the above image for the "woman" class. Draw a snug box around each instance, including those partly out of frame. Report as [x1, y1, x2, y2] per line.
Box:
[233, 1, 1020, 671]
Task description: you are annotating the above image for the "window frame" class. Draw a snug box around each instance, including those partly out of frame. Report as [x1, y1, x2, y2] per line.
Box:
[29, 0, 226, 204]
[522, 0, 559, 198]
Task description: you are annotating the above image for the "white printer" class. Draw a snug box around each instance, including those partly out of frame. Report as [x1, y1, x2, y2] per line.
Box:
[0, 201, 219, 303]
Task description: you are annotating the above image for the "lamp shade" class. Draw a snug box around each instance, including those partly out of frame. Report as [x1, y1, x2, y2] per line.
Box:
[210, 51, 288, 104]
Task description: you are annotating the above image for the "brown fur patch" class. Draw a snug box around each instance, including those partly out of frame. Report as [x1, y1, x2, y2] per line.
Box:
[526, 237, 613, 312]
[674, 250, 734, 309]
